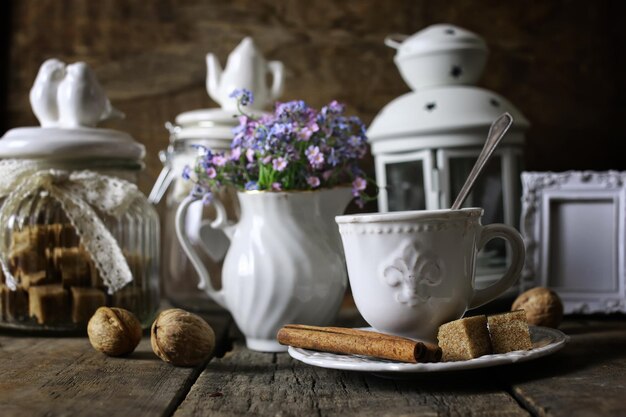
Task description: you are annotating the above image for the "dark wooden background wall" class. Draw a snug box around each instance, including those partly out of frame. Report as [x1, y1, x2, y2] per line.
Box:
[1, 0, 625, 195]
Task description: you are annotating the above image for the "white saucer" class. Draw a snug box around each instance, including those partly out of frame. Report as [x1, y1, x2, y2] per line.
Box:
[288, 326, 568, 373]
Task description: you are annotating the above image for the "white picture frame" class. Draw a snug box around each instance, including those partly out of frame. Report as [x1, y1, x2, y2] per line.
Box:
[521, 171, 626, 314]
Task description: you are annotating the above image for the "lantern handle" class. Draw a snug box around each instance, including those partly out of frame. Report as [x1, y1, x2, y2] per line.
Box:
[451, 113, 513, 210]
[384, 34, 409, 49]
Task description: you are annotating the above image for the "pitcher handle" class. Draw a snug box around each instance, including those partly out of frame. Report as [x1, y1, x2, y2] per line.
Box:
[469, 224, 525, 309]
[175, 195, 230, 308]
[267, 60, 285, 101]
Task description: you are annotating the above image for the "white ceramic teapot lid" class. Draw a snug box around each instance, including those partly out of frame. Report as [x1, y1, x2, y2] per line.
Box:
[175, 107, 266, 127]
[175, 108, 241, 127]
[171, 107, 267, 147]
[386, 24, 488, 59]
[0, 59, 145, 162]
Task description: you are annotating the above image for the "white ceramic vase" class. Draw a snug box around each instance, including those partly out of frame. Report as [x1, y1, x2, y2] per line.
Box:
[175, 188, 351, 352]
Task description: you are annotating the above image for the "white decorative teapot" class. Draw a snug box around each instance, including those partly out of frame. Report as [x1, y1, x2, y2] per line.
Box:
[206, 37, 284, 110]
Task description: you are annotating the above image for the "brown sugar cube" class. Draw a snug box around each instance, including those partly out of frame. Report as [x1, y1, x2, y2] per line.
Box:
[41, 224, 61, 247]
[70, 287, 106, 324]
[44, 224, 63, 246]
[54, 247, 91, 287]
[45, 223, 79, 247]
[487, 310, 533, 354]
[49, 247, 64, 270]
[11, 225, 56, 255]
[20, 270, 49, 289]
[1, 284, 29, 321]
[9, 229, 31, 253]
[59, 224, 80, 247]
[42, 225, 61, 245]
[44, 248, 63, 284]
[10, 227, 42, 254]
[437, 315, 492, 361]
[10, 248, 46, 274]
[28, 284, 69, 325]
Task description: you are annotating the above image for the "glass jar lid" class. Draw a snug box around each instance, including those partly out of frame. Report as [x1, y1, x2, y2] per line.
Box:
[0, 59, 145, 164]
[0, 127, 145, 162]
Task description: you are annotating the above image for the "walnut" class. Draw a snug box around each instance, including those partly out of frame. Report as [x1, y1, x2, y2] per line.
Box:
[87, 307, 142, 356]
[512, 287, 563, 328]
[151, 308, 215, 367]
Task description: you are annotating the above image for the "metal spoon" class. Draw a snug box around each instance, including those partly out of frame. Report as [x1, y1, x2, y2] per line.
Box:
[451, 112, 514, 210]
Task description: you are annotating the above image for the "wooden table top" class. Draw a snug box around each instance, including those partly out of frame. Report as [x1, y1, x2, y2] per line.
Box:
[1, 306, 625, 417]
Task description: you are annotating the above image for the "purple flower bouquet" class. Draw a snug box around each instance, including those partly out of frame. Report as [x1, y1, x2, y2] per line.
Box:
[186, 89, 373, 207]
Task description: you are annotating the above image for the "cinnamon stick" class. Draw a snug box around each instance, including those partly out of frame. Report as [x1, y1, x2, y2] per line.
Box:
[277, 324, 442, 363]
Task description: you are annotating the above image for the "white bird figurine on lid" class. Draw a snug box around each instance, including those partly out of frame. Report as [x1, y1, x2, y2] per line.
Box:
[56, 61, 124, 128]
[29, 59, 124, 128]
[29, 58, 66, 127]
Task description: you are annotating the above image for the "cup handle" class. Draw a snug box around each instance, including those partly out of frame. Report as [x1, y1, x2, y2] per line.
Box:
[469, 224, 525, 309]
[175, 194, 232, 308]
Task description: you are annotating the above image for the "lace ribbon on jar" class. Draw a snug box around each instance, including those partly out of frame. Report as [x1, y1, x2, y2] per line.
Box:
[0, 159, 144, 294]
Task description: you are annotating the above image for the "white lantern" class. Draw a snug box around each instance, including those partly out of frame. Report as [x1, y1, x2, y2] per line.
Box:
[368, 24, 530, 284]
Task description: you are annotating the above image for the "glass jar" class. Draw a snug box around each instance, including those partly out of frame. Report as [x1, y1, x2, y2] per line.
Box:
[151, 116, 240, 312]
[0, 131, 160, 331]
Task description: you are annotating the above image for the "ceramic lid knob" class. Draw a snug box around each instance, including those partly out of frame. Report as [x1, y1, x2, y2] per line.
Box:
[385, 24, 489, 90]
[29, 58, 66, 128]
[29, 59, 124, 129]
[56, 62, 125, 128]
[0, 59, 143, 162]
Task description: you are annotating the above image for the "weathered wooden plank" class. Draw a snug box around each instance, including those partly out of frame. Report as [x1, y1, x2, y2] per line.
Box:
[0, 310, 231, 417]
[175, 343, 529, 417]
[505, 319, 626, 417]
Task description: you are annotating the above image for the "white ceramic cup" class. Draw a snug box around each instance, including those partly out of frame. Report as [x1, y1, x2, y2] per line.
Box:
[336, 208, 525, 342]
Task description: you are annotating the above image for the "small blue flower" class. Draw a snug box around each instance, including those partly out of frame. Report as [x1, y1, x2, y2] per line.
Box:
[230, 88, 254, 106]
[327, 149, 339, 166]
[182, 165, 191, 180]
[245, 181, 259, 191]
[276, 100, 308, 122]
[320, 100, 345, 116]
[192, 184, 206, 197]
[270, 122, 292, 139]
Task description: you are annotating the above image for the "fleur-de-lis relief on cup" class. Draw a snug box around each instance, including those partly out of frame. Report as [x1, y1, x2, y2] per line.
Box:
[382, 243, 443, 306]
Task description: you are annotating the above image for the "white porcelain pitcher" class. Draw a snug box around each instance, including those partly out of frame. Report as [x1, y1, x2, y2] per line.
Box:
[175, 188, 352, 352]
[206, 37, 284, 111]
